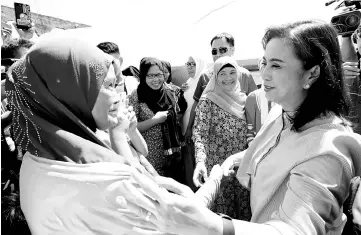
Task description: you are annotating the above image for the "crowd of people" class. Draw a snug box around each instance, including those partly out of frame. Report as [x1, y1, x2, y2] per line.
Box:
[1, 18, 361, 235]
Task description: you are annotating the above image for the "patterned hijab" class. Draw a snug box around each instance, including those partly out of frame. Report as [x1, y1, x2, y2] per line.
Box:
[5, 35, 124, 163]
[201, 56, 246, 119]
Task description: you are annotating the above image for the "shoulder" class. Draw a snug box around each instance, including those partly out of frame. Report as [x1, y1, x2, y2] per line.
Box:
[246, 91, 257, 104]
[198, 98, 214, 109]
[128, 90, 139, 103]
[238, 66, 252, 77]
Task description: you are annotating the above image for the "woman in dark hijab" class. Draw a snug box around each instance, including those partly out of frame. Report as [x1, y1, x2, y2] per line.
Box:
[128, 57, 187, 183]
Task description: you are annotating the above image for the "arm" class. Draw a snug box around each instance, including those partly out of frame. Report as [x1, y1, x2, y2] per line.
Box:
[192, 99, 213, 187]
[137, 117, 162, 133]
[128, 91, 164, 133]
[127, 129, 148, 157]
[261, 155, 351, 235]
[341, 36, 358, 62]
[193, 100, 212, 164]
[109, 130, 133, 159]
[245, 93, 257, 145]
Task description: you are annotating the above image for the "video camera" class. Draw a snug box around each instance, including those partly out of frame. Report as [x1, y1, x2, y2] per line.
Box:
[326, 0, 361, 36]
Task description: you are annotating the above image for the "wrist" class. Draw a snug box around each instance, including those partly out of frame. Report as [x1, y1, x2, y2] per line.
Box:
[109, 129, 128, 140]
[205, 212, 223, 235]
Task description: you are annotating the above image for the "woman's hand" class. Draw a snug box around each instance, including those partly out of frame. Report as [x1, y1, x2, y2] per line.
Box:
[153, 111, 168, 124]
[222, 153, 242, 177]
[181, 82, 189, 92]
[117, 172, 223, 235]
[193, 162, 208, 187]
[109, 107, 131, 133]
[127, 106, 138, 133]
[342, 61, 360, 80]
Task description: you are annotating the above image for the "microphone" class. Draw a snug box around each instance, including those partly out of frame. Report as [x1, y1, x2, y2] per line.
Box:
[325, 0, 339, 6]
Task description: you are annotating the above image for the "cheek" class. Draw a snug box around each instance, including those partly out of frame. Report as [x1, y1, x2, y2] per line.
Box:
[97, 89, 115, 109]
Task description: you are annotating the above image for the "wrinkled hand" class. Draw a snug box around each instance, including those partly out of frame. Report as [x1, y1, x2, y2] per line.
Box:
[153, 111, 168, 124]
[127, 106, 138, 133]
[109, 107, 131, 133]
[193, 162, 208, 187]
[342, 62, 360, 80]
[116, 172, 222, 235]
[181, 83, 189, 92]
[222, 153, 240, 177]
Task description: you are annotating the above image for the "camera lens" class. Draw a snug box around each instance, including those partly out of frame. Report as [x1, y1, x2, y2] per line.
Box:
[346, 14, 360, 27]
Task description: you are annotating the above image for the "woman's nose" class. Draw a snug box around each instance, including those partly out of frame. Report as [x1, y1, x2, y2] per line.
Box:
[260, 65, 271, 81]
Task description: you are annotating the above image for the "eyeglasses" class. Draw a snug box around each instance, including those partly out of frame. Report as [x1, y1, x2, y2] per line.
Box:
[102, 77, 117, 89]
[185, 62, 196, 68]
[211, 47, 229, 56]
[146, 73, 164, 79]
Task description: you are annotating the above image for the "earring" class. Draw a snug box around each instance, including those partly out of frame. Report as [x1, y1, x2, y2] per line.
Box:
[304, 84, 310, 89]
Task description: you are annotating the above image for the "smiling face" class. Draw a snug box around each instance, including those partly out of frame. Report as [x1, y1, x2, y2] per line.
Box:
[186, 57, 196, 78]
[145, 65, 165, 90]
[260, 38, 308, 111]
[91, 64, 120, 130]
[217, 65, 238, 91]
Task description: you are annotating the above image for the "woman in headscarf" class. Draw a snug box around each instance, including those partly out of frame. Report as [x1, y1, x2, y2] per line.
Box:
[5, 34, 161, 235]
[128, 57, 187, 183]
[192, 56, 251, 220]
[181, 55, 207, 191]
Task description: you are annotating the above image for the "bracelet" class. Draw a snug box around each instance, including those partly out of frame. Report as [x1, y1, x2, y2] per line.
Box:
[217, 213, 235, 235]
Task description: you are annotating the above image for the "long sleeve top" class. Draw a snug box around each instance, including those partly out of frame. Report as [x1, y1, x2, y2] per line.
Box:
[237, 105, 361, 235]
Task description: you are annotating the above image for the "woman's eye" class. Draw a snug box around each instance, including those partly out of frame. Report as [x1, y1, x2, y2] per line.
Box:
[271, 64, 280, 68]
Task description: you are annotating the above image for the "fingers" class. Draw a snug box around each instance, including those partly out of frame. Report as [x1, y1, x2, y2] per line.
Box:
[155, 176, 193, 197]
[131, 169, 170, 204]
[121, 180, 160, 215]
[343, 65, 360, 73]
[201, 168, 208, 182]
[222, 160, 234, 177]
[193, 169, 202, 188]
[343, 61, 359, 66]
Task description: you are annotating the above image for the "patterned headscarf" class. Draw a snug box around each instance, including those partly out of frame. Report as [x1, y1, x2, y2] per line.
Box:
[5, 34, 123, 163]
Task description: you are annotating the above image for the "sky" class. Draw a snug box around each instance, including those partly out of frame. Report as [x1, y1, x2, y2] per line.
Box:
[2, 0, 337, 67]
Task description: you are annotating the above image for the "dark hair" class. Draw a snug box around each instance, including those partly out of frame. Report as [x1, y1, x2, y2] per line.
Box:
[161, 60, 172, 83]
[261, 20, 351, 132]
[97, 42, 119, 54]
[1, 38, 34, 59]
[210, 32, 234, 47]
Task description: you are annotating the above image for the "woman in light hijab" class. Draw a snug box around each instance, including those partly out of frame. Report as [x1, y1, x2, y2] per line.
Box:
[192, 56, 251, 220]
[5, 34, 161, 235]
[181, 55, 207, 191]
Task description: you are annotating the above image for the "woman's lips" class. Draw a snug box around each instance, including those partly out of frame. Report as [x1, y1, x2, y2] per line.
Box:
[264, 85, 274, 91]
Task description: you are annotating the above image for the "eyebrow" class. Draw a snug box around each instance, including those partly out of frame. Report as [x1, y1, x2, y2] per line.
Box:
[263, 57, 285, 63]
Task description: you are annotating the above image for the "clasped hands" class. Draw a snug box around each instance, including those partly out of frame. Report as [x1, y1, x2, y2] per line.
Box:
[110, 154, 241, 234]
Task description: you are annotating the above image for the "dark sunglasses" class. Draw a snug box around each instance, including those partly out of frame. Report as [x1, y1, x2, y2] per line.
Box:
[211, 47, 229, 55]
[185, 62, 196, 67]
[1, 58, 20, 67]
